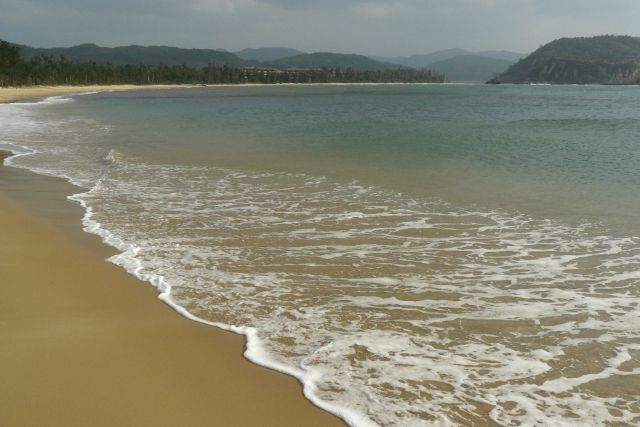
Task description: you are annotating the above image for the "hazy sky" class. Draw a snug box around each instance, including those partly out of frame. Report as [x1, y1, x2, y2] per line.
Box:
[2, 0, 639, 56]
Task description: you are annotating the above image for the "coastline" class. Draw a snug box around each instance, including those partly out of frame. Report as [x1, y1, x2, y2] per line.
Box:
[0, 85, 192, 103]
[0, 82, 459, 103]
[0, 153, 345, 426]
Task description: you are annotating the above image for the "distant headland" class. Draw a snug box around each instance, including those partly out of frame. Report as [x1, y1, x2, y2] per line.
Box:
[489, 35, 640, 85]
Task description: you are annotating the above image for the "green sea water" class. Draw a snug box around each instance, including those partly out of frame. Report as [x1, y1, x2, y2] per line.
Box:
[71, 84, 640, 231]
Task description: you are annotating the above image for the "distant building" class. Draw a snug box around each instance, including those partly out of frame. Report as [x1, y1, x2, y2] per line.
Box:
[240, 67, 283, 80]
[240, 66, 333, 82]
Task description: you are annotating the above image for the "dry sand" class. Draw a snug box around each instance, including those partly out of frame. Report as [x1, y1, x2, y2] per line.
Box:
[0, 155, 345, 426]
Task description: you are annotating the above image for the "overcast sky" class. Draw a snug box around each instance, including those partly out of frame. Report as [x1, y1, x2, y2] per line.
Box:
[2, 0, 639, 56]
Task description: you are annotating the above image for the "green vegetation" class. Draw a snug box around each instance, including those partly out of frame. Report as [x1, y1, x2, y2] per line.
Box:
[0, 41, 444, 87]
[0, 41, 21, 86]
[489, 35, 640, 84]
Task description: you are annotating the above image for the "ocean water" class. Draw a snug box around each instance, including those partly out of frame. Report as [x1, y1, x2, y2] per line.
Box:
[2, 84, 640, 426]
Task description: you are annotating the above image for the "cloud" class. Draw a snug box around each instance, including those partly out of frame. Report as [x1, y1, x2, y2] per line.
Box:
[188, 0, 261, 14]
[1, 0, 639, 55]
[353, 2, 391, 19]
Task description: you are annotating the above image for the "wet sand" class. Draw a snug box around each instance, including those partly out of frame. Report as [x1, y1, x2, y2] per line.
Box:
[0, 155, 345, 426]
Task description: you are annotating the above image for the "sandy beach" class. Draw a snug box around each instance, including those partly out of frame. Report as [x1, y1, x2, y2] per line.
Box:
[0, 152, 345, 426]
[0, 85, 193, 103]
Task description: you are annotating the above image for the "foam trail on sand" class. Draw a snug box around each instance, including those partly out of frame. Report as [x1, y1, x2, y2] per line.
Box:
[67, 183, 372, 427]
[0, 95, 370, 426]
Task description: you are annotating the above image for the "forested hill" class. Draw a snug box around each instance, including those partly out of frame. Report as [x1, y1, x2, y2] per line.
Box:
[489, 35, 640, 84]
[17, 43, 252, 68]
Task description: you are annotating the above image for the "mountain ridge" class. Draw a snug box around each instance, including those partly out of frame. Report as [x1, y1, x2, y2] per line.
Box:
[12, 42, 410, 71]
[236, 47, 305, 62]
[17, 43, 253, 68]
[372, 48, 525, 68]
[268, 52, 405, 71]
[429, 55, 513, 82]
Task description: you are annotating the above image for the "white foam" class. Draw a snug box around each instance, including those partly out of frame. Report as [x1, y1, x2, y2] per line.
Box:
[66, 185, 373, 427]
[0, 95, 370, 427]
[41, 95, 76, 104]
[79, 159, 640, 426]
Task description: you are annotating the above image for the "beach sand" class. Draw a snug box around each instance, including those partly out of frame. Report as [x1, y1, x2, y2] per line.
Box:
[0, 154, 345, 426]
[0, 85, 191, 103]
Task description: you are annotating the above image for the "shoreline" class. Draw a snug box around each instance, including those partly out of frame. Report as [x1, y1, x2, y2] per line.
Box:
[0, 151, 346, 426]
[0, 84, 192, 103]
[2, 81, 629, 104]
[0, 82, 465, 103]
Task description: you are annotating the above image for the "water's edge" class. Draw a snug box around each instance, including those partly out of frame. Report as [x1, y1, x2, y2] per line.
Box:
[1, 94, 366, 427]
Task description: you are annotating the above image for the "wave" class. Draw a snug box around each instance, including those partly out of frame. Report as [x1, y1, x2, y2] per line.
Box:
[73, 184, 373, 426]
[0, 95, 370, 426]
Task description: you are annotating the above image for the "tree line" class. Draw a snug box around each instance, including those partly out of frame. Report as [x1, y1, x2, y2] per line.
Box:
[0, 41, 444, 86]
